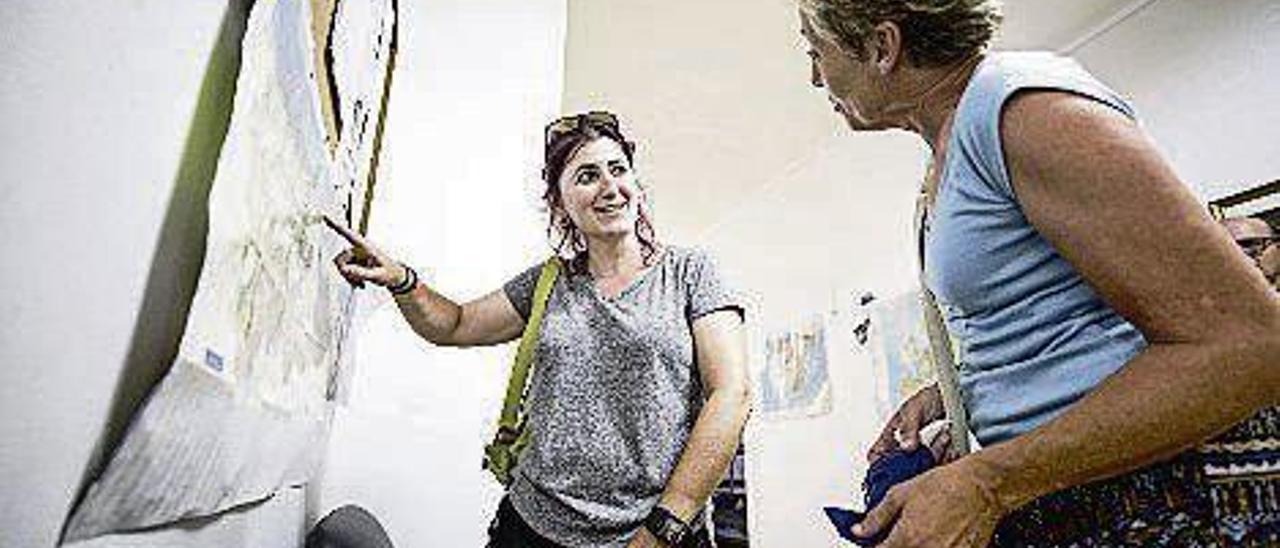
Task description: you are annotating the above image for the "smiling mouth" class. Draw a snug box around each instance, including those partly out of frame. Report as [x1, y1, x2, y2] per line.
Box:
[594, 202, 628, 215]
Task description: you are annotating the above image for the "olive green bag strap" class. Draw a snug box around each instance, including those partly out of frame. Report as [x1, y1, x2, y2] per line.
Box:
[915, 194, 972, 458]
[483, 257, 560, 485]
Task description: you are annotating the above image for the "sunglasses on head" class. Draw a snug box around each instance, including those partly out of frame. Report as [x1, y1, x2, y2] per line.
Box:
[545, 111, 620, 146]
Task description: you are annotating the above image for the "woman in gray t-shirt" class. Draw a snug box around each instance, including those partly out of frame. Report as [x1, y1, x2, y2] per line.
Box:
[328, 112, 749, 548]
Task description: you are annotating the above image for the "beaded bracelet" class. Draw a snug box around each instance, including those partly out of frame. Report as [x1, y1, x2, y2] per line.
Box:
[387, 264, 418, 295]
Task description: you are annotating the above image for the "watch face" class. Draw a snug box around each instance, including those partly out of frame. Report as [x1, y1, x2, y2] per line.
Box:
[646, 507, 688, 544]
[660, 521, 684, 542]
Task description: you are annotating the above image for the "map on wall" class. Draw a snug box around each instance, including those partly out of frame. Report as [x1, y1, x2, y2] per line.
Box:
[858, 290, 936, 425]
[64, 0, 396, 539]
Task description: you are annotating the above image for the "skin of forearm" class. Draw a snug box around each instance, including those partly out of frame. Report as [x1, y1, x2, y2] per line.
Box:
[658, 382, 752, 521]
[969, 333, 1280, 514]
[393, 283, 465, 346]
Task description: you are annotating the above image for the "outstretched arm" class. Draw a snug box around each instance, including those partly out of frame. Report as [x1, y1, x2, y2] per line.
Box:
[325, 215, 525, 347]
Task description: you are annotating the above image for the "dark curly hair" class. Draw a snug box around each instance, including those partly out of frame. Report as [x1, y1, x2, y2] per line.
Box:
[801, 0, 1002, 67]
[542, 114, 658, 275]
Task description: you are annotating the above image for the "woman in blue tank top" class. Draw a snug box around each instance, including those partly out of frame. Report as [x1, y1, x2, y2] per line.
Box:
[797, 0, 1279, 545]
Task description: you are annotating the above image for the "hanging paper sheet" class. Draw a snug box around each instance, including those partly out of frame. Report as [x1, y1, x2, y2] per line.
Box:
[65, 0, 395, 539]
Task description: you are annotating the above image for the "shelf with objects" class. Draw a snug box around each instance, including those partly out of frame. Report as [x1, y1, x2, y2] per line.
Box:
[711, 444, 749, 547]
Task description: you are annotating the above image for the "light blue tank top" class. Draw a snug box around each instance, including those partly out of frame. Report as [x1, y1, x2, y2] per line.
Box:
[924, 52, 1148, 446]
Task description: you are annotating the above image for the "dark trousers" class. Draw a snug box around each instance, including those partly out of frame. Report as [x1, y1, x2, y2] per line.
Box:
[486, 498, 561, 548]
[486, 497, 713, 548]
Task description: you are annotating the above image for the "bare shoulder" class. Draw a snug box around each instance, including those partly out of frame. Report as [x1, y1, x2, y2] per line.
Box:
[1000, 90, 1141, 185]
[996, 89, 1275, 343]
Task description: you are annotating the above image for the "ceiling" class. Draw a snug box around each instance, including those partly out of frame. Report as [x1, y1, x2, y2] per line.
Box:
[998, 0, 1146, 51]
[561, 0, 1146, 240]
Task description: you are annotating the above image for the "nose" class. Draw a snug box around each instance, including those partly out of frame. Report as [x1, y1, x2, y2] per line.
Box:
[810, 59, 824, 88]
[599, 175, 621, 199]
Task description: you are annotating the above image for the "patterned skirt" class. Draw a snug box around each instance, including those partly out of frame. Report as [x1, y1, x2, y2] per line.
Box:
[992, 406, 1280, 547]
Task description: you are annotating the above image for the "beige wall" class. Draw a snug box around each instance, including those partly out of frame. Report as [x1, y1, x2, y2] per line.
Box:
[562, 0, 841, 242]
[697, 129, 927, 547]
[1073, 0, 1280, 200]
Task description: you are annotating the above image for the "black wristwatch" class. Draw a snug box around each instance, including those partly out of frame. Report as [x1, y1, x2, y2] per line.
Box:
[643, 505, 689, 546]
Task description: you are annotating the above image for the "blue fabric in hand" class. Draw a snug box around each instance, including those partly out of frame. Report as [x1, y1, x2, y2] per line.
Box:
[823, 447, 936, 545]
[823, 507, 872, 546]
[863, 446, 936, 510]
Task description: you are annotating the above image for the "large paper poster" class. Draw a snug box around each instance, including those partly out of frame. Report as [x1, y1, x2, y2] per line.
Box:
[859, 291, 936, 424]
[65, 0, 395, 539]
[757, 314, 833, 419]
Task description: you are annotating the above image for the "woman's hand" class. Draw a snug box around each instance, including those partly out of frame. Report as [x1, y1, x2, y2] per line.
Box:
[867, 383, 951, 464]
[853, 456, 1005, 547]
[323, 214, 407, 289]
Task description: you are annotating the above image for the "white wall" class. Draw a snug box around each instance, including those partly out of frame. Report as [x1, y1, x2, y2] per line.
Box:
[1073, 0, 1280, 200]
[315, 1, 567, 546]
[0, 1, 309, 546]
[697, 130, 928, 547]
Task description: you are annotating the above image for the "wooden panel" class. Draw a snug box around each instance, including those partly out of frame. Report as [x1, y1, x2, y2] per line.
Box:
[310, 0, 339, 153]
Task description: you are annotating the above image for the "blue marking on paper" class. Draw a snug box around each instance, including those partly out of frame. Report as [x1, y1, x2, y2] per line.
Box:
[205, 349, 225, 372]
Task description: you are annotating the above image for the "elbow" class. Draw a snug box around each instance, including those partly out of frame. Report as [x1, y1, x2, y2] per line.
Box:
[431, 331, 475, 348]
[1247, 300, 1280, 366]
[409, 324, 464, 348]
[1221, 301, 1280, 406]
[1253, 332, 1280, 408]
[1264, 297, 1280, 343]
[715, 379, 754, 425]
[736, 384, 755, 442]
[740, 390, 756, 427]
[1256, 308, 1280, 404]
[406, 310, 468, 347]
[1262, 305, 1280, 348]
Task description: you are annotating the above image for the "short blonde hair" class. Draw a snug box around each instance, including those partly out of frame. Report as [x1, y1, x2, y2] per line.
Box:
[800, 0, 1002, 67]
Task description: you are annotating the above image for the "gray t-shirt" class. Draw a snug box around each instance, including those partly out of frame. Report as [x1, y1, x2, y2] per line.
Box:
[502, 246, 743, 547]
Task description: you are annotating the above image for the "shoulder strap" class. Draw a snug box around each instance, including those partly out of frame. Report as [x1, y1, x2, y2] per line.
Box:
[495, 258, 560, 438]
[915, 194, 972, 458]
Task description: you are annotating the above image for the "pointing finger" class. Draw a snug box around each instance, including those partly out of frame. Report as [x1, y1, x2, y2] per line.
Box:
[323, 214, 370, 250]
